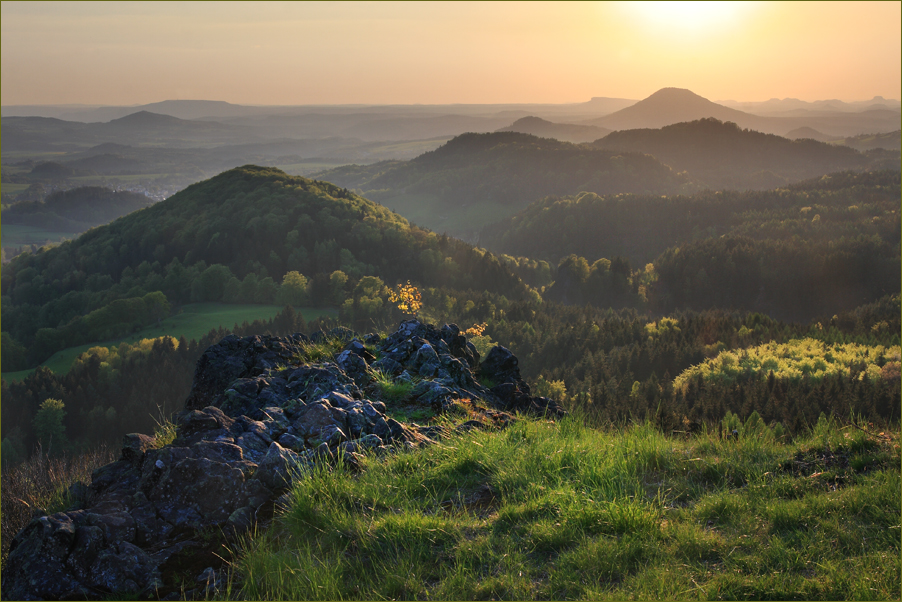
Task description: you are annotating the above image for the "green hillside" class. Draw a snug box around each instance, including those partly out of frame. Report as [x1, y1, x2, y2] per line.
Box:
[1, 165, 535, 368]
[593, 118, 885, 190]
[1, 186, 155, 231]
[1, 165, 898, 506]
[316, 132, 695, 239]
[481, 170, 900, 320]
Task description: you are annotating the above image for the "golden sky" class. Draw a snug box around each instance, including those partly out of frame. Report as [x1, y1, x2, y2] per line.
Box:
[2, 1, 899, 105]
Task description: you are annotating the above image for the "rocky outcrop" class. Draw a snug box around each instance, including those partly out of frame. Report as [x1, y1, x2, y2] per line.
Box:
[2, 320, 564, 600]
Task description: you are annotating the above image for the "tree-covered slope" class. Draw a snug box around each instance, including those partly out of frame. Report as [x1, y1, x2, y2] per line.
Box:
[483, 170, 901, 265]
[1, 186, 156, 231]
[1, 165, 533, 363]
[496, 116, 612, 143]
[593, 118, 881, 190]
[482, 170, 901, 321]
[315, 132, 695, 238]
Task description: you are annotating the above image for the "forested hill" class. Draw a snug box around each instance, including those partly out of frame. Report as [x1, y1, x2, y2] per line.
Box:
[481, 170, 902, 266]
[315, 132, 695, 239]
[1, 165, 536, 366]
[496, 116, 612, 143]
[1, 186, 155, 231]
[593, 118, 886, 190]
[320, 131, 692, 202]
[481, 170, 901, 321]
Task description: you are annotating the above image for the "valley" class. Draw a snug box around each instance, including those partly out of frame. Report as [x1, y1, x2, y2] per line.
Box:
[2, 90, 899, 601]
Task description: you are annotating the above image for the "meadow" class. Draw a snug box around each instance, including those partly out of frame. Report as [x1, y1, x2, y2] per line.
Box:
[0, 303, 337, 382]
[224, 413, 900, 600]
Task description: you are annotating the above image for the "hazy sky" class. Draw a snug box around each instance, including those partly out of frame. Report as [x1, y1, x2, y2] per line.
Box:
[2, 1, 900, 106]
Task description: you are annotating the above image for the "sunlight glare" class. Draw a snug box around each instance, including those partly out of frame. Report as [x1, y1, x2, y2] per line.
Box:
[620, 1, 751, 33]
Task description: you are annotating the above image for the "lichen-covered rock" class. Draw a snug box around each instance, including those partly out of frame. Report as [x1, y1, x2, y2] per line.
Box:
[2, 320, 564, 600]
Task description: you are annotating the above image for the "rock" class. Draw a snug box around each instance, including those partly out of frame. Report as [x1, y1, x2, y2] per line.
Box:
[371, 356, 402, 374]
[343, 338, 376, 363]
[277, 432, 305, 452]
[358, 434, 383, 448]
[293, 401, 348, 446]
[284, 363, 362, 404]
[1, 320, 565, 600]
[479, 345, 524, 390]
[256, 442, 309, 490]
[186, 333, 308, 410]
[411, 379, 459, 408]
[336, 349, 369, 384]
[121, 433, 157, 464]
[456, 419, 488, 432]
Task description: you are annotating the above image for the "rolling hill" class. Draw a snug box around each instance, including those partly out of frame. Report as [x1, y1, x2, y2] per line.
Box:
[593, 118, 876, 190]
[496, 116, 612, 143]
[315, 131, 694, 239]
[1, 186, 156, 231]
[0, 165, 535, 364]
[480, 169, 901, 267]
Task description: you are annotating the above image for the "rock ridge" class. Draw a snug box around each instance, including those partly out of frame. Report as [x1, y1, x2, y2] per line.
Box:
[2, 320, 564, 600]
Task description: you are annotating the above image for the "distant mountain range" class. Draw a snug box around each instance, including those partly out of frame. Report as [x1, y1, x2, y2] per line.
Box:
[582, 88, 901, 137]
[718, 96, 901, 115]
[4, 88, 898, 152]
[2, 111, 255, 150]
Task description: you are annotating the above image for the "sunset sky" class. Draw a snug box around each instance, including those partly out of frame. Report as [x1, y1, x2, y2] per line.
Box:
[2, 1, 900, 106]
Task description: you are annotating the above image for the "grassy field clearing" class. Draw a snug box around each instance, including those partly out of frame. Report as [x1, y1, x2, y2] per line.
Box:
[368, 138, 451, 158]
[0, 151, 72, 161]
[0, 303, 337, 382]
[226, 415, 901, 601]
[70, 173, 175, 184]
[2, 223, 77, 247]
[1, 182, 30, 194]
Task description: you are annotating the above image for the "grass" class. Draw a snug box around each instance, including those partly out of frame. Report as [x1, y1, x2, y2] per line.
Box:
[0, 414, 178, 572]
[1, 223, 78, 247]
[1, 303, 338, 382]
[223, 415, 901, 600]
[1, 182, 31, 195]
[0, 444, 117, 571]
[292, 335, 350, 365]
[70, 173, 175, 184]
[367, 368, 438, 423]
[370, 368, 418, 403]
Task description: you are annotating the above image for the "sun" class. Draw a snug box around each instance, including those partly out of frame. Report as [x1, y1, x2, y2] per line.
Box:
[619, 1, 751, 33]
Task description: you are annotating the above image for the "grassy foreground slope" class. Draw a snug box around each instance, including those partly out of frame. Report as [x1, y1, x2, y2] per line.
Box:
[228, 415, 900, 601]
